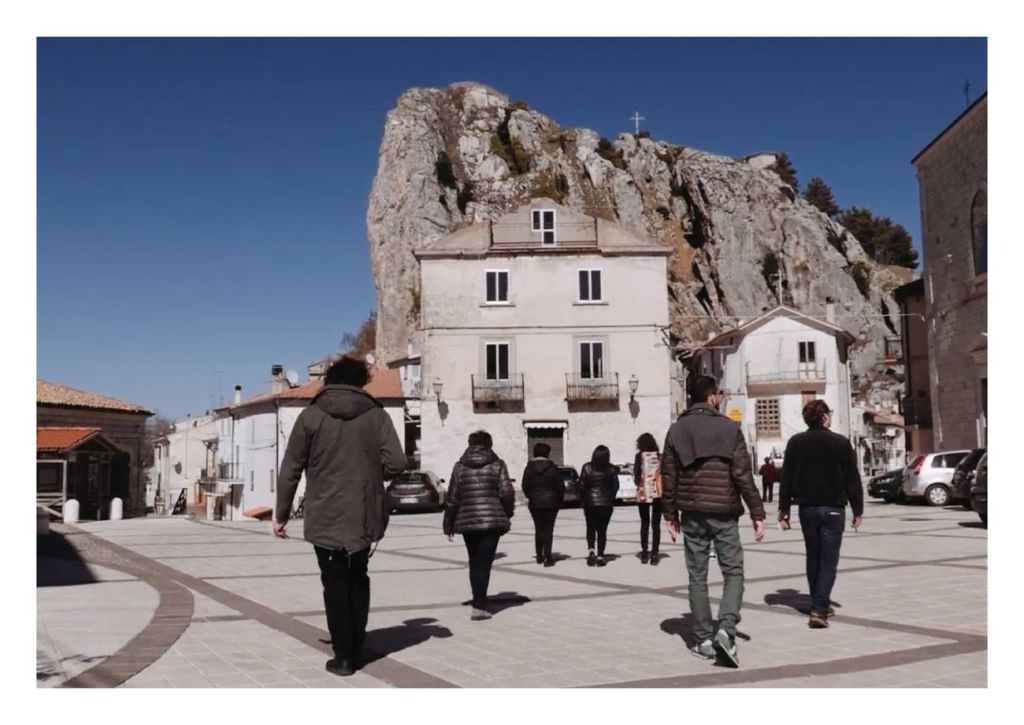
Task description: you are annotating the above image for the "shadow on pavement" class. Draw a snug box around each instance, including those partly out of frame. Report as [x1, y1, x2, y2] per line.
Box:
[660, 614, 751, 667]
[764, 588, 842, 616]
[363, 617, 453, 665]
[459, 591, 531, 615]
[958, 521, 986, 529]
[37, 531, 97, 587]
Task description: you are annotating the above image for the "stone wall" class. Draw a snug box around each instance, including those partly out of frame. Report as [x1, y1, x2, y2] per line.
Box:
[914, 96, 987, 451]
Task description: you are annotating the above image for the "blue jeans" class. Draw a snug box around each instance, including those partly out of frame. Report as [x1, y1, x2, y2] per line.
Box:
[797, 506, 845, 615]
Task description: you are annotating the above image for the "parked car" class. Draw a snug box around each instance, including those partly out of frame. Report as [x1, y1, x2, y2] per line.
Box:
[950, 448, 987, 508]
[902, 450, 972, 506]
[558, 466, 582, 508]
[867, 469, 906, 502]
[970, 453, 987, 526]
[616, 463, 637, 503]
[386, 470, 446, 513]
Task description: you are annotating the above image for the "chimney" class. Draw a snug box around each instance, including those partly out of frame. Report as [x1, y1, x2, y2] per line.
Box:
[271, 364, 287, 394]
[233, 385, 242, 405]
[825, 297, 836, 325]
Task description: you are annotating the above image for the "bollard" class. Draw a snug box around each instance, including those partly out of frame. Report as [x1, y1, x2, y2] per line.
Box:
[110, 497, 123, 521]
[63, 498, 79, 525]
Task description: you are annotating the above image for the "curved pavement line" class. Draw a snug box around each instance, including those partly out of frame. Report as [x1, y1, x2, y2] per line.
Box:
[54, 527, 195, 688]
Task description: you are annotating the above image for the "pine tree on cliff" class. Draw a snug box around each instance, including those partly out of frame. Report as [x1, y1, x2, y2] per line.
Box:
[838, 207, 919, 269]
[803, 176, 840, 218]
[770, 153, 799, 192]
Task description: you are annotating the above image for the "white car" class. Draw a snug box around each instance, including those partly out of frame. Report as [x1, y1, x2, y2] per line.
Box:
[616, 463, 637, 502]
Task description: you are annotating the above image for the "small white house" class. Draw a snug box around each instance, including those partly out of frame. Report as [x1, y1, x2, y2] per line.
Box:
[684, 306, 856, 466]
[415, 199, 674, 484]
[211, 366, 406, 521]
[147, 413, 219, 513]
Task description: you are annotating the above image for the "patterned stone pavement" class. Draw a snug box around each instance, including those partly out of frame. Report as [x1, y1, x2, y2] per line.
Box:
[36, 498, 987, 687]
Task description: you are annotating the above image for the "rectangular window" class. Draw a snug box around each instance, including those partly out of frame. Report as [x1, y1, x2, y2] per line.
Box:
[485, 342, 510, 381]
[532, 209, 556, 244]
[579, 341, 605, 379]
[798, 341, 816, 363]
[578, 269, 603, 301]
[485, 270, 509, 303]
[270, 469, 275, 493]
[250, 470, 254, 492]
[756, 399, 781, 436]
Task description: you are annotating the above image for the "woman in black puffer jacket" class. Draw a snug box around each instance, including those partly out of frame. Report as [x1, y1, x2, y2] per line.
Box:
[579, 445, 619, 567]
[521, 442, 566, 567]
[443, 430, 515, 620]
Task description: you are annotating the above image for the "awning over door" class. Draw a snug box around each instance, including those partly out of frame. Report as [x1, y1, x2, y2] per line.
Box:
[523, 420, 568, 430]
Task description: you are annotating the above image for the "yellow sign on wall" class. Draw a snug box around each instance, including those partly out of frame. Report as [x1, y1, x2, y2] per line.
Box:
[727, 408, 743, 423]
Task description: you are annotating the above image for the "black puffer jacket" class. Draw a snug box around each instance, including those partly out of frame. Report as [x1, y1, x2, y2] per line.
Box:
[522, 459, 566, 509]
[580, 463, 619, 509]
[443, 446, 515, 535]
[660, 406, 765, 521]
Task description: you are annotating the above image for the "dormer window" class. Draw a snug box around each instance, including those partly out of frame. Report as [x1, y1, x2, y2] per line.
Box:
[532, 209, 556, 245]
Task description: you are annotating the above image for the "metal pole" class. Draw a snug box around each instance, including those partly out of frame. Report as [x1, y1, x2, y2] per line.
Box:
[61, 459, 67, 506]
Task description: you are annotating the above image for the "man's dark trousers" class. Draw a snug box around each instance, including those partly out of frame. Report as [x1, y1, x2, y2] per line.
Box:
[798, 506, 845, 615]
[529, 507, 558, 561]
[315, 546, 371, 662]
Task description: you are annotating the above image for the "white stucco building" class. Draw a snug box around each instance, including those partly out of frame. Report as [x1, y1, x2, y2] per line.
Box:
[684, 306, 856, 466]
[210, 366, 406, 521]
[147, 413, 219, 513]
[414, 200, 674, 482]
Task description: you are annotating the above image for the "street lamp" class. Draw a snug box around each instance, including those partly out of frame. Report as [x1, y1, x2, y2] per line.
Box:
[628, 374, 639, 402]
[432, 378, 444, 404]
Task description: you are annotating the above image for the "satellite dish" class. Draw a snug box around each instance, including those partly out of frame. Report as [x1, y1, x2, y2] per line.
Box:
[364, 353, 377, 367]
[285, 370, 299, 387]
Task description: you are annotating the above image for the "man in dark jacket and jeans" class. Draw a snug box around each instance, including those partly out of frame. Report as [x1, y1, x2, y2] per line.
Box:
[779, 399, 863, 629]
[274, 357, 405, 676]
[521, 442, 565, 567]
[662, 376, 766, 667]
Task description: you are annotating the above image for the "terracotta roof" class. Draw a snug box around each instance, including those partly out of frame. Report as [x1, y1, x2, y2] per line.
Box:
[37, 380, 152, 415]
[230, 368, 405, 412]
[37, 426, 103, 452]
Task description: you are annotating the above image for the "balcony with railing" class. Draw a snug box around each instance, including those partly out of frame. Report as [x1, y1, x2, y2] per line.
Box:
[566, 372, 620, 410]
[746, 361, 826, 394]
[216, 462, 243, 482]
[471, 374, 525, 412]
[883, 336, 903, 363]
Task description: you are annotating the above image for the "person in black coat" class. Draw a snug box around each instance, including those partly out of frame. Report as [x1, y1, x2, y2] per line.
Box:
[521, 442, 566, 567]
[580, 445, 619, 567]
[443, 430, 515, 621]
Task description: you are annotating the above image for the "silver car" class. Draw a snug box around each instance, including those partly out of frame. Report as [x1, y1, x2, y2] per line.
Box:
[902, 450, 972, 506]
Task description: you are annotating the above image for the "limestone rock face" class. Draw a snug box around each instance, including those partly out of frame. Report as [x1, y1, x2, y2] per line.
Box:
[366, 82, 910, 398]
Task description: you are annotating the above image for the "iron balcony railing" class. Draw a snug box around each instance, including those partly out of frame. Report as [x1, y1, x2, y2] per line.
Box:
[746, 361, 826, 387]
[217, 462, 243, 481]
[199, 467, 217, 484]
[884, 336, 904, 362]
[471, 374, 525, 403]
[566, 372, 620, 401]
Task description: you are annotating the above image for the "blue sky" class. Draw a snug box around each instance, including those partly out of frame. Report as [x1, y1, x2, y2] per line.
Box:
[37, 37, 987, 419]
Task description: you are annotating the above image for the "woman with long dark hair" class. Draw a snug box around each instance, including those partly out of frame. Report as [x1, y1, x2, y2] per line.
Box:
[634, 432, 664, 565]
[579, 444, 619, 566]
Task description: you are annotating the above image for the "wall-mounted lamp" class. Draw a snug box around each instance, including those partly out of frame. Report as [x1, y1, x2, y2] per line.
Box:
[628, 374, 639, 402]
[432, 378, 444, 404]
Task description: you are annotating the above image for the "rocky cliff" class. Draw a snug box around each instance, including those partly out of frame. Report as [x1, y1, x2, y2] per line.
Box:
[367, 82, 911, 394]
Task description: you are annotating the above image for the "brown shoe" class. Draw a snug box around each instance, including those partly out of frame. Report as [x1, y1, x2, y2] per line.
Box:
[809, 612, 829, 629]
[826, 606, 836, 618]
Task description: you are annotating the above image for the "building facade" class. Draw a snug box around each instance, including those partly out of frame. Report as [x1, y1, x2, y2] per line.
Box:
[912, 93, 987, 450]
[146, 413, 219, 513]
[37, 380, 152, 518]
[415, 200, 674, 482]
[684, 307, 855, 466]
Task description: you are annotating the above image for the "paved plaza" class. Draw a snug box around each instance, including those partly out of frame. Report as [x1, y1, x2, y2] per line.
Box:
[37, 499, 987, 688]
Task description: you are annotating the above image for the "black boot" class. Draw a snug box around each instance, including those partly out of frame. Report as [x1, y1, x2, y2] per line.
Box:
[587, 551, 597, 567]
[640, 550, 649, 564]
[650, 552, 660, 566]
[326, 658, 355, 676]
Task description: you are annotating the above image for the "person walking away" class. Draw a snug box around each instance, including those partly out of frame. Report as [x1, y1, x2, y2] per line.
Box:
[634, 433, 664, 565]
[580, 445, 619, 567]
[274, 356, 406, 677]
[759, 457, 780, 503]
[778, 399, 863, 629]
[443, 430, 515, 620]
[661, 376, 766, 667]
[521, 442, 565, 567]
